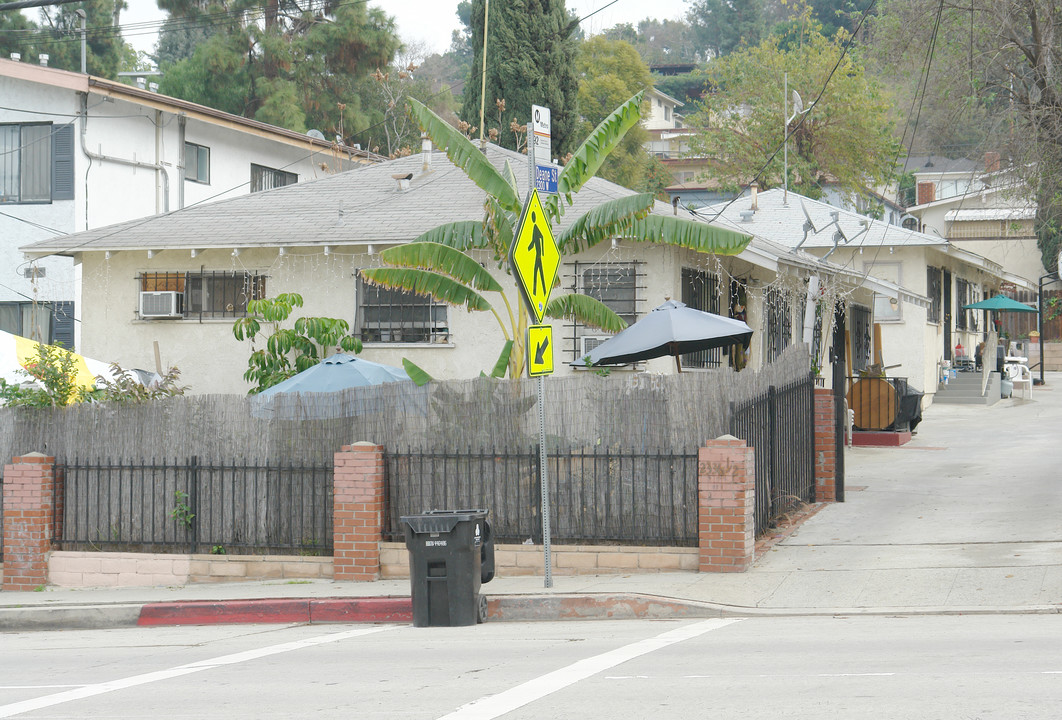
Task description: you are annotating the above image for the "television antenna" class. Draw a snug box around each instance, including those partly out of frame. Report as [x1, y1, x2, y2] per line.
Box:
[784, 74, 815, 205]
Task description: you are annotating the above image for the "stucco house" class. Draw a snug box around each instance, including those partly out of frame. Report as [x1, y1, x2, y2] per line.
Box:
[22, 143, 916, 394]
[0, 56, 378, 350]
[701, 188, 1033, 401]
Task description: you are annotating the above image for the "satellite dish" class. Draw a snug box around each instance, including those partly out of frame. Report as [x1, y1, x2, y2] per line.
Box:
[306, 129, 326, 140]
[792, 90, 804, 116]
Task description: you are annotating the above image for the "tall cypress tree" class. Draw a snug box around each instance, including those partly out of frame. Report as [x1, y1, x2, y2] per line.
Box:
[461, 0, 579, 159]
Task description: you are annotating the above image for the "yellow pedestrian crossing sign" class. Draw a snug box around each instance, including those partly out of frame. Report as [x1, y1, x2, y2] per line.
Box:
[509, 189, 560, 324]
[527, 325, 554, 376]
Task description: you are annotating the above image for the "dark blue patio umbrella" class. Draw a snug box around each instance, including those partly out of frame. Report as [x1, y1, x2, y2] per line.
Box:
[255, 354, 412, 398]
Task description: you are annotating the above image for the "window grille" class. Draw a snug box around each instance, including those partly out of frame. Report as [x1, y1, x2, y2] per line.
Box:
[764, 287, 792, 363]
[926, 267, 942, 324]
[680, 267, 721, 369]
[955, 278, 970, 330]
[850, 304, 872, 371]
[568, 261, 643, 361]
[355, 277, 449, 343]
[138, 271, 265, 318]
[251, 164, 297, 192]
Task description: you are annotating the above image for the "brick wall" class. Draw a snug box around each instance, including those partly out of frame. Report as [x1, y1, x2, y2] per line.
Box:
[814, 389, 839, 503]
[2, 453, 55, 592]
[697, 436, 755, 572]
[333, 442, 385, 581]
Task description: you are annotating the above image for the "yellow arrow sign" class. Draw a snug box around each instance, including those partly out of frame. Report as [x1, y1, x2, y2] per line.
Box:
[527, 325, 554, 377]
[509, 189, 559, 324]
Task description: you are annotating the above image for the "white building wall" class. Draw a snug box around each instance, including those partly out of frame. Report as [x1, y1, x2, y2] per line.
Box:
[2, 61, 360, 346]
[76, 241, 780, 394]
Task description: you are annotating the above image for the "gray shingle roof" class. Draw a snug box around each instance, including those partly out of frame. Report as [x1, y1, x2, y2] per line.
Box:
[700, 189, 948, 251]
[22, 145, 694, 256]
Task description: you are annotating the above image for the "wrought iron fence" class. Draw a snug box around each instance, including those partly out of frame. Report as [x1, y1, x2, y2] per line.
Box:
[383, 446, 700, 546]
[730, 374, 816, 535]
[55, 458, 332, 555]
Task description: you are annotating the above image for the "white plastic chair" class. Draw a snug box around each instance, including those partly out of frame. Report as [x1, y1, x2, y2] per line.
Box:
[1004, 363, 1033, 399]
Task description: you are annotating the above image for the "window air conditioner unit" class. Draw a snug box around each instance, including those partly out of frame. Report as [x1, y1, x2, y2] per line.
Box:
[139, 291, 183, 318]
[580, 335, 611, 358]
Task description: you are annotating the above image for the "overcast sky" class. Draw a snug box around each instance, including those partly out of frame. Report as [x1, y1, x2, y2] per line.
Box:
[117, 0, 693, 57]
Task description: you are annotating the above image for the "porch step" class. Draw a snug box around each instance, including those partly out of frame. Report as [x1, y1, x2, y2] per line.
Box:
[934, 371, 999, 405]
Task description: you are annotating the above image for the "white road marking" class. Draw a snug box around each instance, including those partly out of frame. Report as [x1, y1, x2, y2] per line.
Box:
[0, 626, 394, 718]
[437, 618, 742, 720]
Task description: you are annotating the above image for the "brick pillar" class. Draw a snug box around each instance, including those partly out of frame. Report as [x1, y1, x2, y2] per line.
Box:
[814, 389, 839, 503]
[333, 442, 385, 582]
[2, 453, 56, 592]
[697, 436, 755, 573]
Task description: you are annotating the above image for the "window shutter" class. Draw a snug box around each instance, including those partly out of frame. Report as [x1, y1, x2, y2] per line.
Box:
[52, 125, 75, 201]
[50, 301, 75, 348]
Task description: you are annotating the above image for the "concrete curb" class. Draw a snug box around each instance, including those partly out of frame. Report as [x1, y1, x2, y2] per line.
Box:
[1, 594, 1058, 631]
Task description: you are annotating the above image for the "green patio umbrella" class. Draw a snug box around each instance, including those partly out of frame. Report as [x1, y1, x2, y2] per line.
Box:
[963, 294, 1038, 313]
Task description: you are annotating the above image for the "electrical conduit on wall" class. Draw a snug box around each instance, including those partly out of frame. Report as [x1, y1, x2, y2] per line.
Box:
[79, 93, 170, 230]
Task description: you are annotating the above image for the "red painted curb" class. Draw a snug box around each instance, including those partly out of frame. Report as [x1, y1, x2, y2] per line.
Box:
[137, 597, 412, 626]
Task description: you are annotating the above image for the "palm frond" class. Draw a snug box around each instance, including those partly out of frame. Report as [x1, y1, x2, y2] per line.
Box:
[491, 341, 514, 378]
[413, 221, 490, 250]
[401, 358, 433, 386]
[556, 91, 644, 202]
[557, 193, 656, 254]
[407, 98, 521, 212]
[379, 243, 503, 292]
[360, 267, 493, 312]
[627, 215, 752, 255]
[545, 293, 628, 333]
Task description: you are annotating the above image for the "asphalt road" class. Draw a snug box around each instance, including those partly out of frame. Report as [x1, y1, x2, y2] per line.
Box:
[3, 616, 1060, 719]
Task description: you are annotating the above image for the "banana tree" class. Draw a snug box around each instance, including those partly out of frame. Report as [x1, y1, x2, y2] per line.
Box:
[360, 91, 751, 379]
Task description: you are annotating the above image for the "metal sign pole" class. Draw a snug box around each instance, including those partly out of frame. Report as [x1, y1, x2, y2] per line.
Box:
[527, 113, 552, 588]
[538, 375, 552, 587]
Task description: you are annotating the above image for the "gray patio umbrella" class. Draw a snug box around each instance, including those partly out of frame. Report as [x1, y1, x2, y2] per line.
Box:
[572, 300, 754, 373]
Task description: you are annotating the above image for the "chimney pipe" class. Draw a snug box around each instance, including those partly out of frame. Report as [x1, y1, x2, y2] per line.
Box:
[421, 133, 432, 172]
[750, 181, 759, 211]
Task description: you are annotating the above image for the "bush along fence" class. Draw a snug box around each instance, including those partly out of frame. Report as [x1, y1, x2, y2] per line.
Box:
[2, 393, 843, 589]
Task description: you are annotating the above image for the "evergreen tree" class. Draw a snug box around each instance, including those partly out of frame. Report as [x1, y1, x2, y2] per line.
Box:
[460, 0, 579, 158]
[34, 0, 130, 78]
[158, 1, 401, 139]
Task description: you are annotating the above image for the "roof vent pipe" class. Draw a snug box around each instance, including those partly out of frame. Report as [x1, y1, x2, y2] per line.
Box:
[750, 181, 759, 211]
[422, 133, 432, 172]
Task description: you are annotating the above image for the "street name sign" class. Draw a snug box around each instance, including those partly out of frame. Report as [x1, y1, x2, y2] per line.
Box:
[527, 325, 554, 376]
[509, 188, 559, 324]
[534, 163, 558, 194]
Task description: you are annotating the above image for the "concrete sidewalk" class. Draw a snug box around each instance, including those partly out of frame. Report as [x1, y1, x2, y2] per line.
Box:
[3, 376, 1061, 629]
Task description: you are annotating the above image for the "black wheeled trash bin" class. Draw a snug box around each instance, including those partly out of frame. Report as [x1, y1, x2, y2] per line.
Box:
[401, 509, 494, 627]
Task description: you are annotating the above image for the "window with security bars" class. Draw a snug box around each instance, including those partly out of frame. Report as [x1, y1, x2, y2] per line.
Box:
[138, 272, 266, 319]
[955, 278, 970, 330]
[850, 304, 872, 372]
[570, 262, 642, 360]
[355, 277, 448, 343]
[927, 267, 942, 324]
[251, 164, 297, 192]
[764, 287, 792, 363]
[680, 267, 721, 369]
